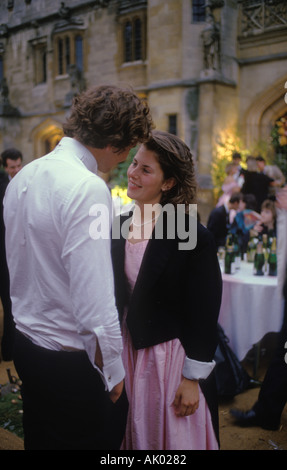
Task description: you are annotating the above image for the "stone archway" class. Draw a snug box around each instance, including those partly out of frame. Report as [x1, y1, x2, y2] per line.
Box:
[30, 117, 64, 159]
[244, 74, 287, 150]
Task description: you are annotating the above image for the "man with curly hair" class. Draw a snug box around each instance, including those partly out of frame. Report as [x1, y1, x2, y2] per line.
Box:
[3, 85, 153, 450]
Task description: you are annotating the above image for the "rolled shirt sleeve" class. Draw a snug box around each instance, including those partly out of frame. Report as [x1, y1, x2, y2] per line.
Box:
[182, 356, 216, 381]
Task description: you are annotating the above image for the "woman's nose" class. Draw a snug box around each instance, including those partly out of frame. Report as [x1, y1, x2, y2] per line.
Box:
[129, 165, 137, 177]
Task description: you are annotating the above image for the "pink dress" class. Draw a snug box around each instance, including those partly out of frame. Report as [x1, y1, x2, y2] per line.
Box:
[121, 239, 218, 450]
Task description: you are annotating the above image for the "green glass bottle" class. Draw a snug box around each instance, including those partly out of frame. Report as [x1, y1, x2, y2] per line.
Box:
[246, 230, 257, 263]
[254, 241, 265, 276]
[225, 245, 235, 274]
[233, 233, 241, 270]
[268, 237, 277, 276]
[262, 233, 269, 273]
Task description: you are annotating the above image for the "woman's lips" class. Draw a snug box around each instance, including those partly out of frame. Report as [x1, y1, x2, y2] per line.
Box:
[128, 179, 141, 189]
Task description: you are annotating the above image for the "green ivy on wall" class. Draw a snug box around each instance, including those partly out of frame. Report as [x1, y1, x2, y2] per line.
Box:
[271, 114, 287, 179]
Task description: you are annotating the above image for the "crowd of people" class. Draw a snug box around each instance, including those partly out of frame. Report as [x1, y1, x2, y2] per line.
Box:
[207, 151, 283, 253]
[0, 85, 286, 450]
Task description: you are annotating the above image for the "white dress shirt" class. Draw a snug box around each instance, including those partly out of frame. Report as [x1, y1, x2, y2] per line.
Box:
[3, 137, 125, 391]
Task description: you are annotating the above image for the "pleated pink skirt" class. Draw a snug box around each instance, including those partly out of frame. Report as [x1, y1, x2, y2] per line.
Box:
[120, 322, 219, 450]
[121, 239, 218, 450]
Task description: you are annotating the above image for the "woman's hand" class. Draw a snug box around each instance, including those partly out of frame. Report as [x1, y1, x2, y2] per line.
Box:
[172, 378, 199, 417]
[253, 221, 263, 232]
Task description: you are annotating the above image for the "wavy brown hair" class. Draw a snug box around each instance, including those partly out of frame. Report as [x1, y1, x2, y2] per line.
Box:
[144, 130, 197, 209]
[63, 85, 154, 151]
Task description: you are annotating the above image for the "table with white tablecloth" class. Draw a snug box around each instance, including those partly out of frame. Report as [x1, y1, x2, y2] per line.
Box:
[218, 261, 284, 363]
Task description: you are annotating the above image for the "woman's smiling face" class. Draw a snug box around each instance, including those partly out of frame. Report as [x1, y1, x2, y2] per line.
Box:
[127, 144, 172, 207]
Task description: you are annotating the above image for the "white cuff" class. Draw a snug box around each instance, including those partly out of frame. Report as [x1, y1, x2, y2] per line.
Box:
[182, 357, 216, 380]
[102, 356, 126, 392]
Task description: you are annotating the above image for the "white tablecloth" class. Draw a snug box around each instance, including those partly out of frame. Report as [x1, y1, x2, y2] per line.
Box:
[218, 261, 284, 361]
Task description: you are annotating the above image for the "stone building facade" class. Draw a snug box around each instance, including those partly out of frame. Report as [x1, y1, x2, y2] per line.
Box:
[0, 0, 287, 219]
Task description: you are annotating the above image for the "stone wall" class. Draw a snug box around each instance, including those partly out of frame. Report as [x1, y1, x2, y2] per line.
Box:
[0, 0, 286, 220]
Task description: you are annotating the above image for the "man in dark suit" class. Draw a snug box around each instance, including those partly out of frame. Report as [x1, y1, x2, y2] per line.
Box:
[0, 148, 23, 361]
[241, 156, 274, 212]
[207, 192, 244, 249]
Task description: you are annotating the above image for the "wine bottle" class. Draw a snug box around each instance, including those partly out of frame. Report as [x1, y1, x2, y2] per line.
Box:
[247, 230, 256, 263]
[262, 233, 269, 273]
[254, 241, 265, 276]
[268, 237, 277, 276]
[225, 245, 235, 274]
[224, 232, 235, 274]
[233, 233, 241, 270]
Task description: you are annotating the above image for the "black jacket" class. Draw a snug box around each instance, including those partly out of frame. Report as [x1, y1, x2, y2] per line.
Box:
[112, 211, 222, 362]
[207, 204, 229, 249]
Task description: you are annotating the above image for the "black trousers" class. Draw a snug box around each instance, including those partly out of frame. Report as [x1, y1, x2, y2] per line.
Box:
[253, 296, 287, 427]
[0, 265, 15, 361]
[14, 330, 128, 450]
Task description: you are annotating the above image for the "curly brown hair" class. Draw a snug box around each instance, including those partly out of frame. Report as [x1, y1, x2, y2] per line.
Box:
[63, 85, 154, 152]
[144, 130, 197, 209]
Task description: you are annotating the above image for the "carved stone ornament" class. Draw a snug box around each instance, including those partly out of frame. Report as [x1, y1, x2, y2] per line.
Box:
[240, 0, 287, 35]
[201, 6, 221, 71]
[0, 78, 20, 117]
[0, 24, 9, 38]
[204, 0, 224, 9]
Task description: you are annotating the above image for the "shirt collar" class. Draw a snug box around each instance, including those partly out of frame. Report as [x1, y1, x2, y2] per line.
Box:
[59, 137, 98, 174]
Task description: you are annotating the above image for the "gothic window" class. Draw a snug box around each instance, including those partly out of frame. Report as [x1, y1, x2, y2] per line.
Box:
[134, 18, 142, 61]
[54, 32, 84, 76]
[123, 17, 145, 63]
[192, 0, 206, 22]
[57, 36, 70, 75]
[30, 39, 47, 85]
[124, 21, 133, 62]
[58, 38, 64, 75]
[0, 55, 3, 82]
[65, 37, 70, 70]
[168, 115, 177, 135]
[75, 35, 83, 71]
[36, 45, 47, 84]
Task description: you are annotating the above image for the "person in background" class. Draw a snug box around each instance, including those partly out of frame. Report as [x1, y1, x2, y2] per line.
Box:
[230, 186, 287, 431]
[253, 199, 277, 238]
[1, 148, 23, 181]
[216, 162, 241, 208]
[232, 152, 244, 188]
[256, 155, 285, 199]
[112, 130, 222, 450]
[229, 193, 261, 255]
[207, 192, 244, 249]
[241, 156, 275, 212]
[0, 148, 23, 361]
[3, 85, 153, 450]
[0, 155, 9, 186]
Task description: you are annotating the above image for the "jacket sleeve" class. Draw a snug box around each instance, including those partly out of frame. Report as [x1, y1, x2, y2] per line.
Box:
[179, 226, 222, 364]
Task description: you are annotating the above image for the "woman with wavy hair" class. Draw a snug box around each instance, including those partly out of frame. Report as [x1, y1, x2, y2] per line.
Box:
[112, 130, 222, 450]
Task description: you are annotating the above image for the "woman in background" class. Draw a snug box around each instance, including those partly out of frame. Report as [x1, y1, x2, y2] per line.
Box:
[112, 130, 222, 450]
[216, 162, 241, 208]
[253, 199, 277, 238]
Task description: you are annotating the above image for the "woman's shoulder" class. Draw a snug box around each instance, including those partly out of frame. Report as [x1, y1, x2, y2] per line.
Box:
[182, 212, 215, 248]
